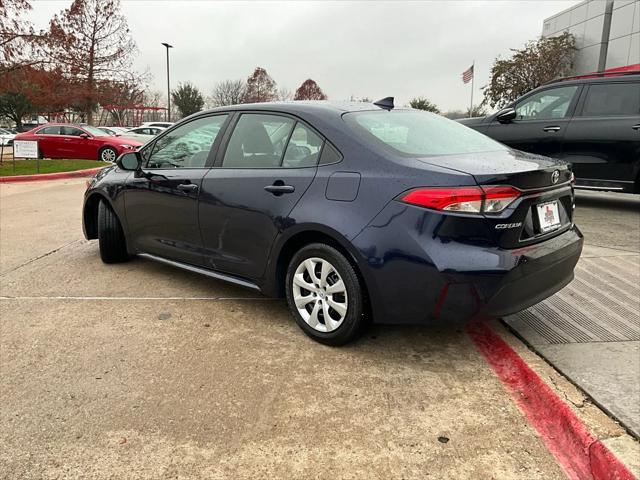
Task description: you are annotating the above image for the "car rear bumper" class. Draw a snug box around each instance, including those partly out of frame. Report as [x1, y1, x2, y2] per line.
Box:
[468, 228, 583, 319]
[352, 202, 583, 325]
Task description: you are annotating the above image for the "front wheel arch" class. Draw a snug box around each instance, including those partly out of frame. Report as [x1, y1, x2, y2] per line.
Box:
[98, 146, 118, 162]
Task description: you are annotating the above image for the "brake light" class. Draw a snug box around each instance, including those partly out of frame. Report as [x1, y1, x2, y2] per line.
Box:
[401, 186, 520, 214]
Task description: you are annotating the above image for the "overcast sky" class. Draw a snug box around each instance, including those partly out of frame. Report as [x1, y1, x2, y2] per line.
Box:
[27, 0, 579, 112]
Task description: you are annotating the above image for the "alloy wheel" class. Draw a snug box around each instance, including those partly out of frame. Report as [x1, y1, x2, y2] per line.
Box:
[101, 148, 116, 162]
[292, 257, 348, 332]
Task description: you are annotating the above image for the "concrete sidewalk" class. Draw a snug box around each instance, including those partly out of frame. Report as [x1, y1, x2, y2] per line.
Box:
[505, 191, 640, 439]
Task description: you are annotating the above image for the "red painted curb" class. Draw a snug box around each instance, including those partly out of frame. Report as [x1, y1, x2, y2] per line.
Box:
[466, 321, 636, 480]
[0, 167, 104, 183]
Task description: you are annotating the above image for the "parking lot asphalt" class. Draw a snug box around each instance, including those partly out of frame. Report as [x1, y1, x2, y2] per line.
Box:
[0, 179, 635, 479]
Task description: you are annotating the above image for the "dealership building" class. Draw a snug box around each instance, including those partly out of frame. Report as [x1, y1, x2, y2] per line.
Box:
[542, 0, 639, 74]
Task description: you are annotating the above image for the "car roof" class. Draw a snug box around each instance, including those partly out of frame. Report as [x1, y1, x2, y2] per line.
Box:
[204, 100, 389, 117]
[543, 70, 639, 87]
[34, 123, 86, 128]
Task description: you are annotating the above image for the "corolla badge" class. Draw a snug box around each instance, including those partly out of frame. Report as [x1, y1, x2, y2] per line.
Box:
[551, 170, 560, 184]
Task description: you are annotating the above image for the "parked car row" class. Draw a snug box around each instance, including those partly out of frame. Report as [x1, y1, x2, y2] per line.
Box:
[0, 128, 16, 146]
[12, 121, 174, 162]
[459, 70, 640, 193]
[15, 124, 143, 162]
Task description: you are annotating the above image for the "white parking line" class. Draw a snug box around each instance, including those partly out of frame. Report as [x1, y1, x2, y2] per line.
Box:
[0, 296, 275, 301]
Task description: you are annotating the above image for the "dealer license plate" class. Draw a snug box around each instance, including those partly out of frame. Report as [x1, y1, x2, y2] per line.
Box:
[536, 201, 561, 233]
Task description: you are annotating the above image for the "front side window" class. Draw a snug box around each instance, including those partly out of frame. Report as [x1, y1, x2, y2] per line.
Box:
[581, 83, 640, 117]
[282, 123, 324, 167]
[345, 110, 506, 156]
[147, 114, 228, 169]
[60, 126, 84, 136]
[82, 125, 108, 137]
[222, 114, 295, 168]
[515, 86, 579, 120]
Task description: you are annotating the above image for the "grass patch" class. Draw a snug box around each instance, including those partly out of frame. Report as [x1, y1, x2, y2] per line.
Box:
[0, 159, 106, 176]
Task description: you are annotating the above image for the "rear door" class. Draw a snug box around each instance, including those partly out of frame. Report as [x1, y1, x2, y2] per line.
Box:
[562, 81, 640, 190]
[487, 84, 581, 159]
[34, 126, 62, 158]
[199, 112, 322, 279]
[123, 114, 230, 265]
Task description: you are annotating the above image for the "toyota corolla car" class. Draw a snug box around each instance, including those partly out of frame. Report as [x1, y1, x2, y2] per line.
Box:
[82, 100, 583, 345]
[15, 123, 142, 162]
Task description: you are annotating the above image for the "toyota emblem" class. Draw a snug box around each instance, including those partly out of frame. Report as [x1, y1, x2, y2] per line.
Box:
[551, 170, 560, 184]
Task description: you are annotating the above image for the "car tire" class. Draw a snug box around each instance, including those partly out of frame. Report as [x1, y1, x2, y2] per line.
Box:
[285, 243, 364, 346]
[99, 146, 117, 163]
[97, 200, 129, 264]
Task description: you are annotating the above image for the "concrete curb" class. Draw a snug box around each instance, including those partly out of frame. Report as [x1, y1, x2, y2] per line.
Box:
[0, 167, 105, 183]
[467, 321, 636, 480]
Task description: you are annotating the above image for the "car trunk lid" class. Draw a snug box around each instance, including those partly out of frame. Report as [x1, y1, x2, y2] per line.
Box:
[415, 149, 575, 248]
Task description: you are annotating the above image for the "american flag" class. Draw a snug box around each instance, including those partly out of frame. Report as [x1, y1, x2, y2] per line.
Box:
[462, 64, 474, 84]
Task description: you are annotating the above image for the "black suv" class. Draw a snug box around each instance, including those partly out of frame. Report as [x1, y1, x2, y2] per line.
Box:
[459, 72, 640, 193]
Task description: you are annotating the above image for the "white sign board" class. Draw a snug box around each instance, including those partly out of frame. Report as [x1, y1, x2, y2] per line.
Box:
[13, 140, 39, 158]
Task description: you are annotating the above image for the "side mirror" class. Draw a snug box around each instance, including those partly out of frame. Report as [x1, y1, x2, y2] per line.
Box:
[80, 133, 90, 139]
[496, 107, 517, 124]
[116, 151, 142, 171]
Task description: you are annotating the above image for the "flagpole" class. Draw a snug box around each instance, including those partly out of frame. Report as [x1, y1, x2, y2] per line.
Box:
[469, 60, 475, 118]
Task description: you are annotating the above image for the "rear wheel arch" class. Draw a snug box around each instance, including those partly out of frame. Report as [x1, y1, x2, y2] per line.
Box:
[269, 228, 373, 319]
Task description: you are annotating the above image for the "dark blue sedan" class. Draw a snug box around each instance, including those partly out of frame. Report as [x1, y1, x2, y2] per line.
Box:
[82, 100, 583, 345]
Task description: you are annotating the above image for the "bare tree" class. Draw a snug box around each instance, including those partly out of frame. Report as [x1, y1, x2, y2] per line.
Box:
[278, 87, 293, 101]
[0, 0, 46, 74]
[48, 0, 138, 123]
[210, 79, 246, 107]
[294, 79, 327, 101]
[244, 67, 278, 103]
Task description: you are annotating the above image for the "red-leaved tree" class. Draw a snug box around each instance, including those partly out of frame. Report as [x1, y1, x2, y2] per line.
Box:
[244, 67, 278, 103]
[294, 79, 327, 101]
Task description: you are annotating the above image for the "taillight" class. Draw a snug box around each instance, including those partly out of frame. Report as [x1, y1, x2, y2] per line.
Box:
[400, 186, 520, 214]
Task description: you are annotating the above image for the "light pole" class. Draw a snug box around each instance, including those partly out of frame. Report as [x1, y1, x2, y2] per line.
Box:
[161, 42, 173, 122]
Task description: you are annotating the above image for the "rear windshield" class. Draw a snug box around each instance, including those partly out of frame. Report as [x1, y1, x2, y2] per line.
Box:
[344, 110, 506, 156]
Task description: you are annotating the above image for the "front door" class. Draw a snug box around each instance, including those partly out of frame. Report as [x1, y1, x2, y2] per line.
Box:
[59, 125, 91, 159]
[124, 114, 230, 265]
[487, 84, 581, 159]
[199, 113, 323, 279]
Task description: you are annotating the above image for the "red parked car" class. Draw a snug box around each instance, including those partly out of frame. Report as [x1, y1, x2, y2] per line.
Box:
[15, 123, 142, 162]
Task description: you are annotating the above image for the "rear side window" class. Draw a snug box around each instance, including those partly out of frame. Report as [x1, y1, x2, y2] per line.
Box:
[222, 114, 295, 168]
[36, 126, 60, 135]
[581, 83, 640, 117]
[319, 142, 342, 165]
[282, 123, 323, 168]
[345, 110, 506, 156]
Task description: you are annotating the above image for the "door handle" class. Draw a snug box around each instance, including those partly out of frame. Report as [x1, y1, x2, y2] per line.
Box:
[264, 184, 295, 195]
[177, 183, 199, 192]
[543, 126, 561, 132]
[632, 124, 640, 131]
